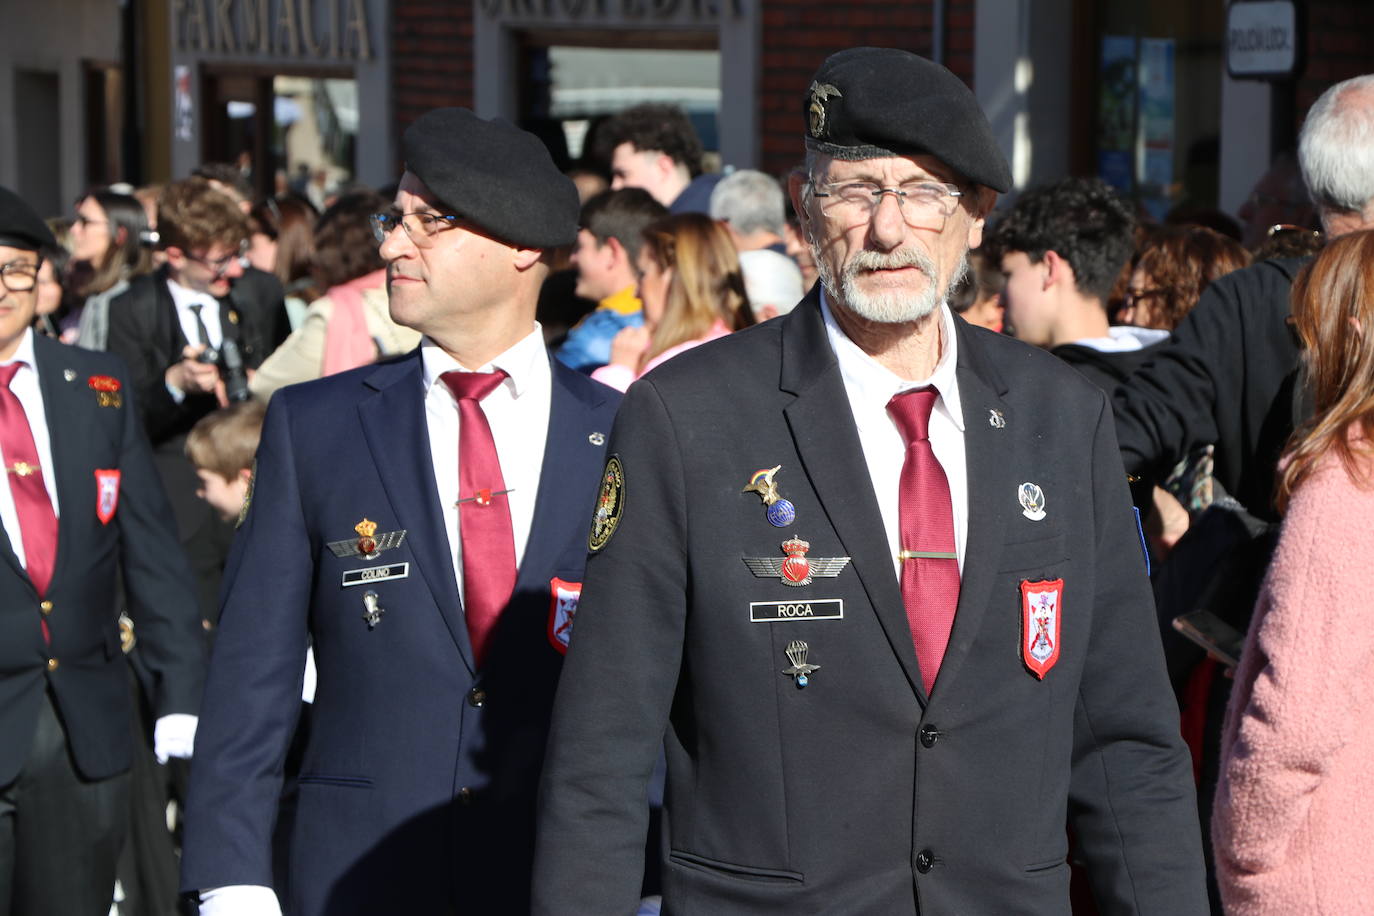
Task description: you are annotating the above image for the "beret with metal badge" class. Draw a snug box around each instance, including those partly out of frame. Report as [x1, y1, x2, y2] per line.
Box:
[804, 47, 1012, 194]
[0, 185, 58, 253]
[401, 107, 580, 250]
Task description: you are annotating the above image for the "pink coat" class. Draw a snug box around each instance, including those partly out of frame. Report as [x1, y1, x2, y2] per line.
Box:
[1212, 449, 1374, 914]
[590, 320, 729, 393]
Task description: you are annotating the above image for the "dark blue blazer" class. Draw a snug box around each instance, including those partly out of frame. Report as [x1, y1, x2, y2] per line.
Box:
[181, 347, 619, 915]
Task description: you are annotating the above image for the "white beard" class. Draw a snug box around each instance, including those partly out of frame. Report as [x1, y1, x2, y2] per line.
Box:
[812, 242, 967, 324]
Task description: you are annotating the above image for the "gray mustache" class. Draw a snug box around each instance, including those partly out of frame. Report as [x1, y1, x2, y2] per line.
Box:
[845, 249, 937, 276]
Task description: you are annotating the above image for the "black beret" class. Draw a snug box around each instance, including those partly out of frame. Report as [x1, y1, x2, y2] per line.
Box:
[803, 48, 1012, 194]
[401, 108, 579, 249]
[0, 185, 57, 253]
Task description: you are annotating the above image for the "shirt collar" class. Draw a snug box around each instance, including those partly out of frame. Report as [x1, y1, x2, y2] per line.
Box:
[420, 323, 548, 399]
[0, 328, 38, 373]
[166, 276, 219, 309]
[599, 285, 642, 316]
[819, 287, 965, 432]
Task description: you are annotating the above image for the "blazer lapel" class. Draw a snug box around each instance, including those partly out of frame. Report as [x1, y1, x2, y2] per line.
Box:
[779, 295, 926, 701]
[356, 351, 475, 672]
[930, 320, 1016, 699]
[31, 335, 89, 590]
[513, 359, 611, 595]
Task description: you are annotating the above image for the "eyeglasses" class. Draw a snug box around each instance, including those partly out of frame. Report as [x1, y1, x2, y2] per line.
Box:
[1267, 223, 1322, 242]
[0, 261, 39, 293]
[811, 180, 964, 226]
[186, 240, 249, 276]
[370, 211, 461, 247]
[1123, 287, 1170, 308]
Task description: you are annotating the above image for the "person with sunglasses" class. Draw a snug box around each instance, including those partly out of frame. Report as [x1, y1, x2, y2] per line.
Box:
[181, 108, 620, 916]
[0, 185, 205, 916]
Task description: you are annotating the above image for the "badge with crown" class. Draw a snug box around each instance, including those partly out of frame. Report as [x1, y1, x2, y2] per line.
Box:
[327, 517, 407, 560]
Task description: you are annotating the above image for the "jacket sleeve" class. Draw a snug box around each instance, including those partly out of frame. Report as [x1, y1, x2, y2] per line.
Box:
[532, 378, 688, 915]
[108, 354, 207, 717]
[1068, 391, 1210, 913]
[1211, 461, 1374, 909]
[248, 298, 332, 400]
[180, 391, 312, 891]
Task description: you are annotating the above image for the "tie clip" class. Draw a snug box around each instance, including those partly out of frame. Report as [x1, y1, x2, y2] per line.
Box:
[455, 487, 514, 507]
[898, 549, 957, 561]
[6, 462, 37, 478]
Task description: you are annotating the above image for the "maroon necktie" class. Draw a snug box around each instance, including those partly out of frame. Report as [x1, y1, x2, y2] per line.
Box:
[887, 387, 961, 695]
[441, 370, 517, 667]
[0, 362, 57, 601]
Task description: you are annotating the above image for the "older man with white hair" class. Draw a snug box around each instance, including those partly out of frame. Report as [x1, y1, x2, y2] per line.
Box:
[711, 169, 806, 319]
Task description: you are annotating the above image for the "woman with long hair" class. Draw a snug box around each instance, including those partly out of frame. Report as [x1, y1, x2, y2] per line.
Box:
[1211, 228, 1374, 914]
[248, 190, 419, 400]
[248, 193, 319, 330]
[72, 189, 156, 349]
[1119, 225, 1251, 331]
[592, 212, 753, 392]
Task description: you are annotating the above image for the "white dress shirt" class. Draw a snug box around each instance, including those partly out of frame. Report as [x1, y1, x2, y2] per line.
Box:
[421, 326, 552, 601]
[167, 277, 225, 349]
[0, 329, 61, 569]
[820, 291, 968, 576]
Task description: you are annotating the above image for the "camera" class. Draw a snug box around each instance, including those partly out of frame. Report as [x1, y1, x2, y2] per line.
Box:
[194, 339, 252, 403]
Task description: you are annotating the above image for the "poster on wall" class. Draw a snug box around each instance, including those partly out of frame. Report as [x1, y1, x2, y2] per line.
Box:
[1138, 38, 1176, 221]
[175, 66, 193, 142]
[1097, 36, 1137, 194]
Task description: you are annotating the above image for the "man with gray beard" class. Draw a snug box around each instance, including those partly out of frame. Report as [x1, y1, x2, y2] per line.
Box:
[534, 47, 1206, 915]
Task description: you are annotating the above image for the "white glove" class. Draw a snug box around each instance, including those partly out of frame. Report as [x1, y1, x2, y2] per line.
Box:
[199, 885, 283, 916]
[153, 713, 198, 764]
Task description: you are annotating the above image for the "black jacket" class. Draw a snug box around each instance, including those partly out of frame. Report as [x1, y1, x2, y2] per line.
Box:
[1112, 258, 1306, 521]
[1052, 337, 1167, 394]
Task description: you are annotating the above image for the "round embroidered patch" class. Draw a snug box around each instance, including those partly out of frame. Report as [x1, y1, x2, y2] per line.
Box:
[588, 456, 625, 552]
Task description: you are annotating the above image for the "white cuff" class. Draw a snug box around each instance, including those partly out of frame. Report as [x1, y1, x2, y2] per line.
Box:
[198, 885, 282, 916]
[153, 713, 197, 764]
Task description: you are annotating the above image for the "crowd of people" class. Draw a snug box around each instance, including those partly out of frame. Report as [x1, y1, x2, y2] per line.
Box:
[0, 46, 1371, 916]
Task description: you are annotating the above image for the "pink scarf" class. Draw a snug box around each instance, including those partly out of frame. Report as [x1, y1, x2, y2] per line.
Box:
[322, 269, 387, 377]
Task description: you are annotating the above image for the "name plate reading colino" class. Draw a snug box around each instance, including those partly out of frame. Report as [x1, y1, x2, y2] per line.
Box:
[750, 599, 843, 622]
[341, 562, 409, 587]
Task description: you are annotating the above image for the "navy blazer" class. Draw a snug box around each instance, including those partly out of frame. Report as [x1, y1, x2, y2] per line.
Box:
[181, 347, 619, 915]
[0, 334, 203, 784]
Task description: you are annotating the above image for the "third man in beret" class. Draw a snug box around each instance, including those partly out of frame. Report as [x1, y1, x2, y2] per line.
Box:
[534, 48, 1207, 914]
[180, 109, 620, 915]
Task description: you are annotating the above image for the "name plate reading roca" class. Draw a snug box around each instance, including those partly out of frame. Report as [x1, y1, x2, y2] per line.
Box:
[750, 599, 843, 622]
[341, 562, 409, 587]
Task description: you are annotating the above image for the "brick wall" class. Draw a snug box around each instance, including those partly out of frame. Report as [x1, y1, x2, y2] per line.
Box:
[392, 0, 475, 144]
[1295, 0, 1374, 128]
[759, 0, 971, 177]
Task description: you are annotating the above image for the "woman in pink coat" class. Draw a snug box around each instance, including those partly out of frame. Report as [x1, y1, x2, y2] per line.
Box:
[1212, 228, 1374, 914]
[592, 212, 753, 392]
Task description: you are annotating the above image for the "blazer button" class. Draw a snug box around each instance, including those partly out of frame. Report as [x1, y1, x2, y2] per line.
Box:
[919, 724, 940, 748]
[46, 658, 59, 671]
[467, 687, 486, 708]
[916, 849, 934, 873]
[39, 600, 53, 614]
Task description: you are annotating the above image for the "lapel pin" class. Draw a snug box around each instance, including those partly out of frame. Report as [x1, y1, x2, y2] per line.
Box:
[989, 408, 1005, 429]
[742, 465, 796, 528]
[782, 640, 819, 688]
[328, 518, 408, 560]
[63, 369, 76, 382]
[588, 431, 606, 446]
[88, 374, 123, 408]
[361, 589, 386, 629]
[743, 537, 850, 587]
[1019, 482, 1046, 521]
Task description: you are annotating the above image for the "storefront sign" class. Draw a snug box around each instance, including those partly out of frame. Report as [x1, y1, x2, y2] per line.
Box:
[172, 0, 373, 60]
[478, 0, 742, 20]
[1227, 0, 1298, 79]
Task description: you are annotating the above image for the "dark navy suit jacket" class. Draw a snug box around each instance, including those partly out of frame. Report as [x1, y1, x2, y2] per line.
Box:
[181, 346, 619, 915]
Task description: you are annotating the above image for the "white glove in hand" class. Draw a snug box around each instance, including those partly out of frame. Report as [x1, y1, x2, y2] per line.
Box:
[153, 713, 198, 764]
[199, 885, 283, 916]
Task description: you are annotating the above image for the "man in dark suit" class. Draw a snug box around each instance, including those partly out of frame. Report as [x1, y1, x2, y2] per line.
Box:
[534, 49, 1207, 914]
[0, 186, 204, 914]
[181, 109, 620, 916]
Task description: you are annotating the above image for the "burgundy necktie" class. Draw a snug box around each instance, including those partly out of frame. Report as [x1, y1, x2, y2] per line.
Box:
[0, 362, 57, 601]
[887, 387, 961, 695]
[441, 370, 517, 667]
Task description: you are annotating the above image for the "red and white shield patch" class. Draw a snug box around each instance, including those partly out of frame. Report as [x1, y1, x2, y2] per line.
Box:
[1020, 578, 1063, 679]
[95, 469, 121, 525]
[547, 577, 582, 654]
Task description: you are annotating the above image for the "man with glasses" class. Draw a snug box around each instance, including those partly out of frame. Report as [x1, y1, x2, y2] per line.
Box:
[0, 185, 204, 915]
[105, 176, 273, 639]
[181, 108, 619, 916]
[534, 48, 1206, 914]
[983, 176, 1168, 395]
